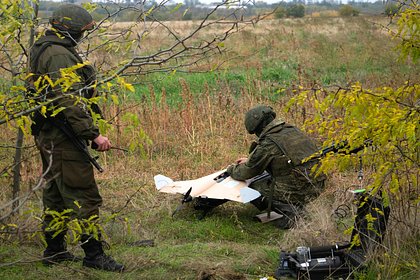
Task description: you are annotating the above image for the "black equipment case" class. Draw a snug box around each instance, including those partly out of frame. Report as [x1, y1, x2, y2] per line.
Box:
[275, 191, 390, 279]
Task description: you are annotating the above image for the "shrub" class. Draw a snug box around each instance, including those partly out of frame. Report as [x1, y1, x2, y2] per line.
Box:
[275, 6, 287, 19]
[384, 3, 399, 16]
[339, 4, 360, 17]
[286, 4, 305, 18]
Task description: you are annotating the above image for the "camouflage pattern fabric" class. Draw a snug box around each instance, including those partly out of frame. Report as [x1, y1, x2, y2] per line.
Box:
[50, 4, 95, 34]
[30, 31, 102, 226]
[228, 119, 326, 207]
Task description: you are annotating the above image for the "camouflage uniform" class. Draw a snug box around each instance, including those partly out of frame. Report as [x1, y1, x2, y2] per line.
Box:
[30, 4, 123, 271]
[31, 31, 102, 223]
[227, 106, 326, 228]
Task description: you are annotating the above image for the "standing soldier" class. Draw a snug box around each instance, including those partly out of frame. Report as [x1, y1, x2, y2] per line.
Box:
[29, 4, 124, 271]
[227, 105, 326, 229]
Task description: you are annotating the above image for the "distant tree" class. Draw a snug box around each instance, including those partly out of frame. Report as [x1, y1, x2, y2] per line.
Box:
[184, 0, 197, 7]
[275, 6, 287, 18]
[182, 10, 193, 20]
[384, 3, 399, 16]
[339, 4, 360, 16]
[286, 4, 305, 18]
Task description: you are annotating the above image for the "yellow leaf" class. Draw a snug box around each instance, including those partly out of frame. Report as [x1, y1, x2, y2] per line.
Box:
[111, 94, 119, 105]
[73, 200, 81, 209]
[125, 83, 135, 92]
[40, 106, 47, 117]
[50, 107, 66, 117]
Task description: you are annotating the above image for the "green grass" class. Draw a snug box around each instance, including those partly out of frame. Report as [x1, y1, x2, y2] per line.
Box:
[130, 18, 418, 105]
[0, 177, 284, 280]
[0, 241, 279, 280]
[0, 199, 283, 280]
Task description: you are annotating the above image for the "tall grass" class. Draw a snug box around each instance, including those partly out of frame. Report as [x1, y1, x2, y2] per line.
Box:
[130, 17, 417, 108]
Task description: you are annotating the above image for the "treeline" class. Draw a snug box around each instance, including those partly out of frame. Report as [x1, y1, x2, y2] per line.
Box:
[275, 1, 397, 18]
[37, 1, 257, 22]
[37, 1, 392, 22]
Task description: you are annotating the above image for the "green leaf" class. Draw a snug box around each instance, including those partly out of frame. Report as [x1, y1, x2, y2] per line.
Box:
[171, 3, 183, 13]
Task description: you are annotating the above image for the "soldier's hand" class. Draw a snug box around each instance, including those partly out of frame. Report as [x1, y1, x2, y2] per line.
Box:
[235, 157, 248, 164]
[93, 135, 111, 151]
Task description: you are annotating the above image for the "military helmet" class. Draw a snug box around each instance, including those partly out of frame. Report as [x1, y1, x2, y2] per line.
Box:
[244, 105, 276, 134]
[49, 4, 95, 34]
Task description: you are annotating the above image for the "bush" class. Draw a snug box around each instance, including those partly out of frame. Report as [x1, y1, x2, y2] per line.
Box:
[183, 11, 193, 21]
[339, 5, 360, 17]
[275, 6, 287, 19]
[384, 3, 399, 16]
[286, 4, 305, 18]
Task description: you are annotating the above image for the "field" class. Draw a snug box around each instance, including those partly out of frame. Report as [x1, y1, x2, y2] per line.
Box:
[0, 15, 419, 280]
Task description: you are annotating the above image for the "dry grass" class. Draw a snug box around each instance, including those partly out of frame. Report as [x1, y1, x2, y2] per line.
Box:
[310, 10, 340, 18]
[84, 16, 399, 79]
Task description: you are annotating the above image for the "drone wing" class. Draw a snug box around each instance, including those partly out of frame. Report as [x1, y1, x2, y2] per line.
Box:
[154, 169, 260, 203]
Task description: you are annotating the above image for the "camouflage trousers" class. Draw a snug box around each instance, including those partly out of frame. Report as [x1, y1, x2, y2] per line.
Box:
[249, 173, 324, 207]
[39, 140, 102, 230]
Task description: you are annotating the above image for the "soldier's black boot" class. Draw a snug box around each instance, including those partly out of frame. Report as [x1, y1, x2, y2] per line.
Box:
[250, 196, 269, 211]
[81, 235, 124, 272]
[193, 198, 228, 219]
[42, 231, 80, 265]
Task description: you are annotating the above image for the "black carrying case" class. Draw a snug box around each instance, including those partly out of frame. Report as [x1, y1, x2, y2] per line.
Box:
[275, 191, 390, 279]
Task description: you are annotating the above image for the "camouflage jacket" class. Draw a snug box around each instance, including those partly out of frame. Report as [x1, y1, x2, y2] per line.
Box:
[228, 119, 325, 204]
[30, 31, 99, 144]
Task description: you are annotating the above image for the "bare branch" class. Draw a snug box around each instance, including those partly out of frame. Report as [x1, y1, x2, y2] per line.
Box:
[0, 146, 53, 222]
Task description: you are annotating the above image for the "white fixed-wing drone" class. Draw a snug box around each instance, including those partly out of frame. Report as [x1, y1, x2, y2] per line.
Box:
[154, 170, 283, 222]
[154, 169, 262, 204]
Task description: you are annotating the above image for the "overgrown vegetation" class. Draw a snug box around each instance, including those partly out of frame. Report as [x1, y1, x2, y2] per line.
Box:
[0, 1, 419, 280]
[339, 4, 360, 17]
[285, 1, 420, 279]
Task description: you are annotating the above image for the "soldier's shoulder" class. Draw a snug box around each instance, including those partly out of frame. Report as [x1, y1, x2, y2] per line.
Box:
[37, 44, 77, 69]
[255, 137, 276, 150]
[42, 44, 73, 57]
